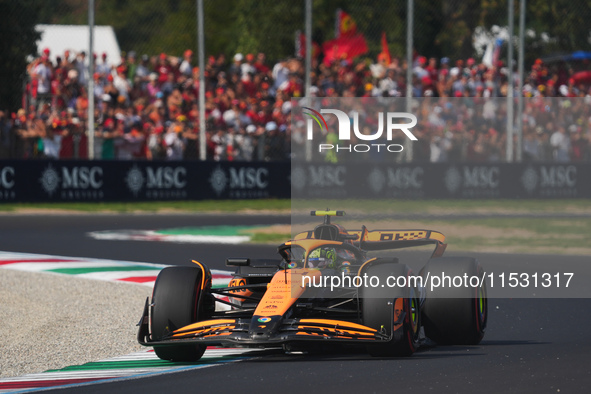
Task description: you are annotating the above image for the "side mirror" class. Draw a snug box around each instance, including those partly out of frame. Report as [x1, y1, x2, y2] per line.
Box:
[226, 258, 250, 267]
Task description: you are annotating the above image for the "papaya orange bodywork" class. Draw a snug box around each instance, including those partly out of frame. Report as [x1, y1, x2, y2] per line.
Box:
[253, 269, 321, 317]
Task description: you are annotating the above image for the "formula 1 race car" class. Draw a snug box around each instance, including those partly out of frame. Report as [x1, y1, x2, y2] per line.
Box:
[138, 210, 487, 361]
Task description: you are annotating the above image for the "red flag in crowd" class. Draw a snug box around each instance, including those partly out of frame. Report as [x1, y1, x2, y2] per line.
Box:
[295, 30, 320, 59]
[335, 9, 358, 38]
[379, 31, 391, 64]
[322, 35, 368, 66]
[324, 10, 368, 66]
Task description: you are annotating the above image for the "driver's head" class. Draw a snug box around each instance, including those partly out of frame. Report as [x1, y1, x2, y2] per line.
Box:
[308, 247, 336, 269]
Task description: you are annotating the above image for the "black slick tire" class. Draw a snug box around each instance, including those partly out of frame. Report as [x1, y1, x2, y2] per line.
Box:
[421, 257, 487, 345]
[361, 260, 421, 357]
[151, 266, 207, 361]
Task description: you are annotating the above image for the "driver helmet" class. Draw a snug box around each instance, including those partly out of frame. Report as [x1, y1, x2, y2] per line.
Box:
[308, 247, 336, 269]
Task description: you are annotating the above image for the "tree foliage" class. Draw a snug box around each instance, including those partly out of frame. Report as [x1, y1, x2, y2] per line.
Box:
[0, 0, 40, 111]
[9, 0, 591, 80]
[527, 0, 591, 54]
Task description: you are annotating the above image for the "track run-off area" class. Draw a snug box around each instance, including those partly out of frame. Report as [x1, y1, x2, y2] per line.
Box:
[0, 251, 267, 392]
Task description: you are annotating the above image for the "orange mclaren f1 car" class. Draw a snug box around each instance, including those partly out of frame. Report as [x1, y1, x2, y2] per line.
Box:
[138, 210, 487, 361]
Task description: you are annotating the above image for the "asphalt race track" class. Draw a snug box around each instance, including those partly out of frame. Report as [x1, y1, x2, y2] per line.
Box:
[1, 214, 590, 393]
[0, 214, 287, 265]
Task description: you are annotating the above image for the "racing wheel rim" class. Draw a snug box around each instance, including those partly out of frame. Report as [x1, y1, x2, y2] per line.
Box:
[410, 294, 419, 335]
[477, 284, 487, 329]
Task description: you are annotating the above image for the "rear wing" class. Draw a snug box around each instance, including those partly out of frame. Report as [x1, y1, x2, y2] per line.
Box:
[351, 227, 445, 250]
[294, 227, 447, 258]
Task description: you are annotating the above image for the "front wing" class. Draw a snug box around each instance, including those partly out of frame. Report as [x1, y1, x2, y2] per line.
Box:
[137, 299, 401, 348]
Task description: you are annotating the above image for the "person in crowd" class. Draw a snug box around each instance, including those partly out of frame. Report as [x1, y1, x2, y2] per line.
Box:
[59, 119, 87, 159]
[41, 119, 63, 159]
[179, 49, 193, 77]
[73, 51, 88, 86]
[163, 120, 184, 160]
[228, 53, 243, 77]
[550, 125, 571, 162]
[32, 52, 52, 110]
[96, 52, 111, 78]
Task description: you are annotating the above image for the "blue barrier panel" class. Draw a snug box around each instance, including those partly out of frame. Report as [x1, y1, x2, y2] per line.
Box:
[1, 160, 589, 202]
[0, 160, 291, 202]
[290, 162, 591, 199]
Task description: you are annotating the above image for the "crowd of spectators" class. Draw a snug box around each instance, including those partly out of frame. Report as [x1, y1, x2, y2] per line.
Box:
[0, 46, 590, 163]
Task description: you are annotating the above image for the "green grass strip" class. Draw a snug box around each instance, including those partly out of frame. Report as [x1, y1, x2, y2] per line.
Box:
[3, 199, 590, 214]
[45, 356, 245, 372]
[248, 232, 291, 244]
[0, 199, 290, 213]
[156, 226, 260, 236]
[48, 266, 161, 275]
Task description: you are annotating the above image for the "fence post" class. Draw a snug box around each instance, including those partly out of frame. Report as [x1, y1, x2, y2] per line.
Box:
[506, 0, 514, 162]
[405, 0, 414, 163]
[305, 0, 312, 162]
[88, 0, 95, 159]
[197, 0, 206, 161]
[516, 0, 526, 162]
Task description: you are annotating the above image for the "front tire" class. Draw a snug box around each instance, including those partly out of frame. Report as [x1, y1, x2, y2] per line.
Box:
[361, 260, 421, 357]
[421, 257, 487, 345]
[151, 266, 208, 361]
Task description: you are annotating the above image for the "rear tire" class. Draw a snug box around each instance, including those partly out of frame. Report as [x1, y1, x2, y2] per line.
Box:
[421, 257, 487, 345]
[361, 260, 420, 357]
[151, 266, 208, 361]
